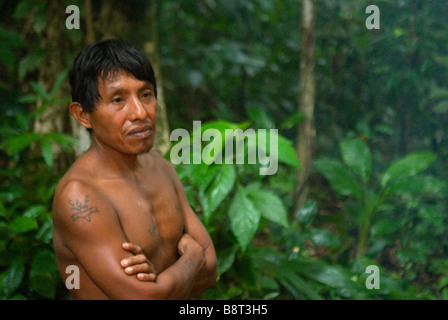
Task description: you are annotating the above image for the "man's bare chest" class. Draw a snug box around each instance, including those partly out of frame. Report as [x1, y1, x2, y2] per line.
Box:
[101, 174, 184, 267]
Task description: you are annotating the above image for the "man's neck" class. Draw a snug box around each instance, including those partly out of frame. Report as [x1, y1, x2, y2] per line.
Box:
[88, 138, 147, 176]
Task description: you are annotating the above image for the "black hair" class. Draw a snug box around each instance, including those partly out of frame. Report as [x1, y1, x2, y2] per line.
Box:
[68, 39, 157, 113]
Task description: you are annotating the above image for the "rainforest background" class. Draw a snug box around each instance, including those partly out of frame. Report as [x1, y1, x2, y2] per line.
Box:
[1, 0, 448, 300]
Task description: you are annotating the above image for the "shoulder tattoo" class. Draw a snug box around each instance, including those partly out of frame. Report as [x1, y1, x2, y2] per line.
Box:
[68, 195, 99, 222]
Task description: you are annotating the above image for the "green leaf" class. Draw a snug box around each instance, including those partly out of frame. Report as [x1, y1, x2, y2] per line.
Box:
[17, 94, 38, 104]
[10, 216, 38, 233]
[29, 81, 50, 102]
[277, 133, 301, 168]
[1, 133, 41, 155]
[13, 0, 34, 19]
[30, 250, 58, 299]
[276, 261, 323, 300]
[247, 106, 275, 129]
[296, 199, 318, 226]
[340, 138, 372, 182]
[23, 205, 46, 218]
[18, 50, 46, 81]
[247, 186, 288, 227]
[418, 206, 444, 227]
[216, 245, 238, 276]
[41, 136, 53, 168]
[387, 174, 448, 197]
[293, 258, 361, 298]
[228, 186, 261, 251]
[309, 228, 341, 248]
[314, 158, 363, 199]
[433, 100, 448, 114]
[32, 3, 47, 34]
[281, 112, 307, 130]
[49, 69, 68, 99]
[381, 152, 436, 187]
[202, 164, 236, 223]
[2, 257, 25, 297]
[371, 219, 399, 237]
[47, 132, 79, 151]
[190, 163, 220, 193]
[35, 218, 54, 244]
[257, 130, 301, 168]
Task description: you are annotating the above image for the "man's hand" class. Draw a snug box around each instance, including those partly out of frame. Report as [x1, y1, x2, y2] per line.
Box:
[177, 234, 206, 269]
[121, 242, 157, 281]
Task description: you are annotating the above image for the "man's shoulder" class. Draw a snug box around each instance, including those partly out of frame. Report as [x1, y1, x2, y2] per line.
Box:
[148, 149, 177, 173]
[53, 167, 107, 219]
[54, 151, 104, 197]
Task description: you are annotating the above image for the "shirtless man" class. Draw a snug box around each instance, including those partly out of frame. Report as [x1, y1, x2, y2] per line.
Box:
[52, 39, 217, 300]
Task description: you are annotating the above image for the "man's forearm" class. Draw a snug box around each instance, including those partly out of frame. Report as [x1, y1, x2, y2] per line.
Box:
[188, 246, 218, 298]
[155, 243, 205, 299]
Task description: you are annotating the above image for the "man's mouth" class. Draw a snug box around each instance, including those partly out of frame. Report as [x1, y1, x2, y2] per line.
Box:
[128, 125, 153, 138]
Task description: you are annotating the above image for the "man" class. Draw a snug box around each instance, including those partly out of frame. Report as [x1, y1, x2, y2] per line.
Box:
[52, 39, 217, 300]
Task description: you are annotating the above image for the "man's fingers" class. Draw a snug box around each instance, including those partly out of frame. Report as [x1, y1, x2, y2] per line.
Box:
[123, 263, 157, 281]
[122, 242, 143, 255]
[137, 273, 157, 281]
[121, 254, 148, 267]
[124, 263, 150, 274]
[121, 242, 157, 282]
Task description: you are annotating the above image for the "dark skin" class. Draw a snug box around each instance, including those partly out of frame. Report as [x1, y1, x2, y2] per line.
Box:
[52, 69, 217, 299]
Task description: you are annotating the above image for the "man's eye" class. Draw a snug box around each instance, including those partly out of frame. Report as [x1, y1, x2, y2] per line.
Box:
[112, 97, 123, 103]
[142, 92, 153, 99]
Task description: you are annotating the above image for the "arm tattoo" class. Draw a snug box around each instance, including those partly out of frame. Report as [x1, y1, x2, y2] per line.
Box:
[180, 258, 195, 276]
[68, 195, 99, 222]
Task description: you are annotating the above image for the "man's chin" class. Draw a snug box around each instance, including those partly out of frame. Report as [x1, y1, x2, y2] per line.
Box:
[136, 140, 154, 155]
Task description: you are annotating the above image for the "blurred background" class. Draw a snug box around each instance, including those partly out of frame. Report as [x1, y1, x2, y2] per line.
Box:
[1, 0, 448, 300]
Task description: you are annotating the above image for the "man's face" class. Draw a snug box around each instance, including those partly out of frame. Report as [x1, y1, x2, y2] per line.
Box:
[89, 69, 157, 156]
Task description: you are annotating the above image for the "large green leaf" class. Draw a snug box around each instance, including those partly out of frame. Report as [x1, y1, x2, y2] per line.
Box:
[277, 133, 301, 168]
[10, 216, 38, 233]
[292, 258, 361, 298]
[201, 164, 236, 223]
[387, 174, 448, 197]
[1, 257, 25, 297]
[381, 152, 436, 187]
[30, 250, 58, 299]
[276, 261, 323, 300]
[216, 245, 239, 277]
[340, 138, 372, 183]
[190, 163, 220, 193]
[314, 158, 363, 199]
[228, 186, 261, 251]
[247, 186, 288, 227]
[256, 131, 301, 169]
[1, 133, 41, 156]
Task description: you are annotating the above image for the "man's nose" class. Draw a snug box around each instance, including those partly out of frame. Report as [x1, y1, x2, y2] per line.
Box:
[129, 96, 147, 120]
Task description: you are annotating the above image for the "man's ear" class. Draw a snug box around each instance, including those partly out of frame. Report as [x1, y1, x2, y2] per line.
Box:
[69, 102, 92, 130]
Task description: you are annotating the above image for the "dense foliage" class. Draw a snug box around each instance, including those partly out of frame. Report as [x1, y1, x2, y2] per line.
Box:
[1, 0, 447, 299]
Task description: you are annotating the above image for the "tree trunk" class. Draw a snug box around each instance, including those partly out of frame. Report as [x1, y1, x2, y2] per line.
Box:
[33, 0, 78, 174]
[145, 0, 171, 156]
[294, 0, 316, 214]
[70, 0, 95, 158]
